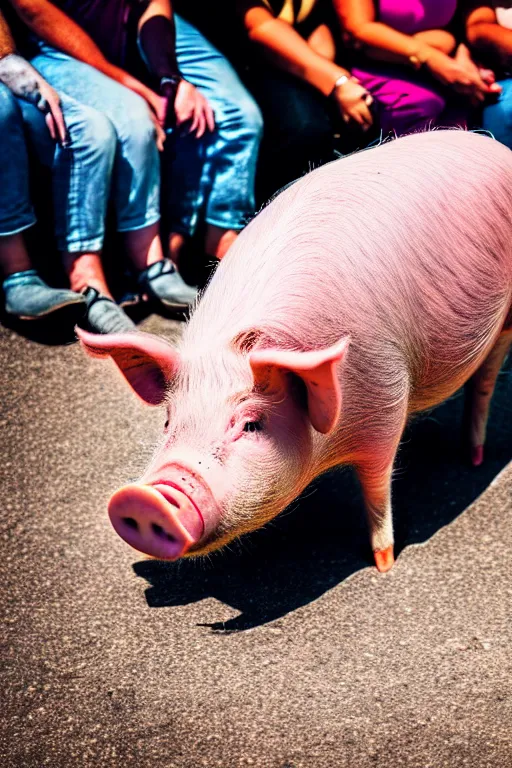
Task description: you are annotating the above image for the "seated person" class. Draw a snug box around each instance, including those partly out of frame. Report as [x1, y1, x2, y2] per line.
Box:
[332, 0, 501, 136]
[235, 0, 374, 198]
[466, 2, 512, 148]
[11, 0, 263, 271]
[9, 0, 197, 332]
[156, 7, 264, 265]
[0, 9, 84, 320]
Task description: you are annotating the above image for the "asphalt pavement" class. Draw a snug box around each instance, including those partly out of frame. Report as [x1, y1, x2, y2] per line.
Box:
[1, 314, 511, 768]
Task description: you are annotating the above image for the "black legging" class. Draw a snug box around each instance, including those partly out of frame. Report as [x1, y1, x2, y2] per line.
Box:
[244, 66, 339, 204]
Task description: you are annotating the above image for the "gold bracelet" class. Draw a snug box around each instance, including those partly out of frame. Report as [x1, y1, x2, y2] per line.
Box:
[409, 47, 430, 70]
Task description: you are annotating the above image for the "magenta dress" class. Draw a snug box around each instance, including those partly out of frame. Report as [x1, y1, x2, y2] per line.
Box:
[351, 0, 466, 136]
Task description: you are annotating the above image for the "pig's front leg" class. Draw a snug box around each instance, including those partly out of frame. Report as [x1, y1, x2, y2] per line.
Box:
[354, 401, 408, 573]
[355, 459, 396, 573]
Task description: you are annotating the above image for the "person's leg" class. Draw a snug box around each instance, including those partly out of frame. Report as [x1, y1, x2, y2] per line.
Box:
[0, 83, 36, 276]
[162, 128, 208, 264]
[246, 66, 337, 203]
[22, 90, 137, 332]
[22, 94, 115, 294]
[482, 78, 512, 149]
[32, 46, 195, 309]
[0, 84, 85, 318]
[32, 48, 159, 229]
[0, 234, 32, 276]
[173, 16, 263, 259]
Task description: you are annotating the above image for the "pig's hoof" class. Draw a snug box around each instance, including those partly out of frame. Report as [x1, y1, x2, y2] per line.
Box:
[374, 546, 394, 573]
[471, 445, 484, 467]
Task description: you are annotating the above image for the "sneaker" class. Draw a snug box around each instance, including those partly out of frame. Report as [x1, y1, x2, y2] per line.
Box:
[138, 259, 197, 311]
[80, 287, 136, 334]
[2, 269, 86, 319]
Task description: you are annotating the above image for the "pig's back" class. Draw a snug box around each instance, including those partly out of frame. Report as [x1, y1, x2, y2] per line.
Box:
[188, 131, 512, 404]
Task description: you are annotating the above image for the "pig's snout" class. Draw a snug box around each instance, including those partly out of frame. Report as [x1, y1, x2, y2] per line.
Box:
[108, 484, 205, 560]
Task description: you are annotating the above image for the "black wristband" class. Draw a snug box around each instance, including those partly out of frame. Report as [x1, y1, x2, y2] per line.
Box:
[160, 74, 181, 97]
[139, 15, 181, 86]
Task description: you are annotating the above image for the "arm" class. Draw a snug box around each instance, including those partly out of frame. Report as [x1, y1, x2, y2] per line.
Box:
[239, 1, 347, 95]
[0, 9, 16, 58]
[332, 0, 435, 65]
[333, 0, 497, 99]
[414, 29, 456, 55]
[238, 1, 373, 128]
[137, 0, 214, 136]
[466, 6, 512, 63]
[0, 8, 67, 143]
[138, 0, 181, 88]
[8, 0, 165, 115]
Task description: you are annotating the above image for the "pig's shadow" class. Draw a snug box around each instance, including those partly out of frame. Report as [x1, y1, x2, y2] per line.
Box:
[134, 363, 511, 632]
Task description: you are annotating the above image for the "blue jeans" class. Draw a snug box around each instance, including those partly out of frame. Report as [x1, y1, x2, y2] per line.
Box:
[30, 46, 161, 251]
[0, 83, 113, 251]
[167, 16, 263, 235]
[0, 83, 36, 237]
[482, 77, 512, 150]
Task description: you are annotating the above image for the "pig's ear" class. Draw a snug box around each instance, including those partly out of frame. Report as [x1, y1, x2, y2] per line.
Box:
[249, 337, 350, 434]
[76, 328, 180, 405]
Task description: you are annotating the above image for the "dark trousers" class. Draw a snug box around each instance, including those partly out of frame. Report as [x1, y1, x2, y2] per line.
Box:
[245, 67, 339, 204]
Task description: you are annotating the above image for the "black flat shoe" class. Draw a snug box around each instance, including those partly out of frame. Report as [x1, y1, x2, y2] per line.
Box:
[80, 287, 136, 334]
[138, 259, 198, 311]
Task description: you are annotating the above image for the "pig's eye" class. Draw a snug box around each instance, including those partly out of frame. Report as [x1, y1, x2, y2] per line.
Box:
[164, 419, 170, 430]
[243, 420, 263, 433]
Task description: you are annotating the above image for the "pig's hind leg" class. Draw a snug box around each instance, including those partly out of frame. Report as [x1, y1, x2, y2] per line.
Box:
[464, 327, 512, 467]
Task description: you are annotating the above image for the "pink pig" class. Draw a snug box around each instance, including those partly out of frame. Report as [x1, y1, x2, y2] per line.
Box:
[78, 130, 512, 572]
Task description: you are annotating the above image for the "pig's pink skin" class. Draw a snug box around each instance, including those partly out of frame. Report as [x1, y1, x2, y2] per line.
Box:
[146, 354, 315, 554]
[75, 328, 180, 405]
[141, 451, 227, 540]
[108, 484, 203, 559]
[471, 446, 484, 467]
[80, 130, 512, 561]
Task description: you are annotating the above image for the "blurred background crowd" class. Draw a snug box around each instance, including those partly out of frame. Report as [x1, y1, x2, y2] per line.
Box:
[1, 0, 511, 334]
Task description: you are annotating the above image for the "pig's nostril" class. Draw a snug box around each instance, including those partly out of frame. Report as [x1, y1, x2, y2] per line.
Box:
[122, 517, 139, 531]
[108, 484, 206, 560]
[151, 522, 176, 542]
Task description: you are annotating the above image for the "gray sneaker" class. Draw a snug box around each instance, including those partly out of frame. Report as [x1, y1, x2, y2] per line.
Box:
[3, 270, 86, 319]
[81, 287, 136, 334]
[138, 259, 197, 310]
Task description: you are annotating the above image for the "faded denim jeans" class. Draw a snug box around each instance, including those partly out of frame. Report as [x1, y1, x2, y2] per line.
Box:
[482, 77, 512, 150]
[0, 82, 116, 251]
[166, 16, 263, 236]
[29, 45, 161, 252]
